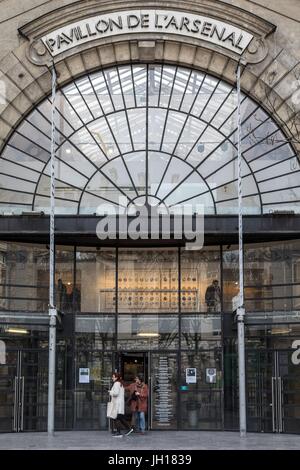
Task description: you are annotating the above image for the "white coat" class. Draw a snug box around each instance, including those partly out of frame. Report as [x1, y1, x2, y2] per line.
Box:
[109, 381, 125, 416]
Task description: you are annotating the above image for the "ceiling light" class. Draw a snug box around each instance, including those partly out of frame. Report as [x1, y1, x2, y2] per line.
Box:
[270, 326, 291, 335]
[6, 328, 29, 335]
[65, 148, 71, 154]
[137, 332, 160, 337]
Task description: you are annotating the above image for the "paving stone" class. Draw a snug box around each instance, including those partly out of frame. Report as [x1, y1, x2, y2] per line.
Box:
[0, 431, 299, 450]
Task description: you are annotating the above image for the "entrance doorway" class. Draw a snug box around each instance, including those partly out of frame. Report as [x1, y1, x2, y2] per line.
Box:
[115, 352, 179, 430]
[0, 349, 48, 432]
[116, 352, 149, 431]
[247, 349, 300, 433]
[117, 352, 148, 385]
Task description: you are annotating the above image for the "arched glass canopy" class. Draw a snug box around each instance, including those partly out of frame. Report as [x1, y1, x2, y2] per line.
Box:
[0, 64, 299, 215]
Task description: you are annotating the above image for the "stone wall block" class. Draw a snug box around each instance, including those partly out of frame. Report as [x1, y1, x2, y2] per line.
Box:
[179, 44, 196, 66]
[193, 47, 212, 71]
[81, 48, 101, 72]
[55, 60, 73, 86]
[11, 92, 33, 117]
[97, 44, 116, 66]
[114, 42, 131, 63]
[209, 52, 228, 77]
[0, 118, 12, 141]
[0, 104, 21, 128]
[129, 41, 139, 62]
[163, 42, 181, 64]
[65, 53, 86, 78]
[154, 41, 164, 62]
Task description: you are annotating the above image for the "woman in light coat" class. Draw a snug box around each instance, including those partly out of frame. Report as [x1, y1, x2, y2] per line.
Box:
[109, 372, 134, 437]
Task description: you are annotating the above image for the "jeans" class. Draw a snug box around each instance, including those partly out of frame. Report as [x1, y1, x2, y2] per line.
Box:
[135, 411, 146, 432]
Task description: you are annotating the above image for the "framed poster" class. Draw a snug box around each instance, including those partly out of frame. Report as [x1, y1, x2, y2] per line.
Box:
[205, 368, 217, 384]
[79, 368, 90, 383]
[186, 367, 197, 384]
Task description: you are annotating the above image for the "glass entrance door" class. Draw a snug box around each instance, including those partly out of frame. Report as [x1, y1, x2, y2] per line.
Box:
[246, 349, 300, 433]
[115, 351, 178, 430]
[0, 349, 48, 432]
[0, 351, 18, 432]
[115, 352, 150, 431]
[21, 349, 48, 431]
[277, 350, 300, 433]
[74, 351, 113, 430]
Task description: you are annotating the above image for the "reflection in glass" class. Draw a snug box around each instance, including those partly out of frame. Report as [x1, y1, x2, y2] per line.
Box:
[0, 242, 49, 312]
[181, 248, 220, 312]
[76, 248, 116, 313]
[118, 315, 178, 350]
[181, 315, 221, 349]
[55, 246, 74, 313]
[180, 351, 223, 430]
[244, 240, 300, 312]
[74, 351, 113, 430]
[75, 315, 115, 350]
[222, 246, 239, 313]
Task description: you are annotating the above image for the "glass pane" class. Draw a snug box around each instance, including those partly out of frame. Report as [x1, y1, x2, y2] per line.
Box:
[244, 240, 300, 312]
[1, 63, 297, 216]
[180, 351, 223, 429]
[55, 246, 74, 314]
[118, 249, 178, 313]
[181, 247, 221, 312]
[0, 242, 49, 312]
[222, 245, 239, 313]
[0, 351, 18, 432]
[76, 248, 116, 313]
[74, 351, 113, 430]
[181, 315, 222, 348]
[21, 349, 48, 431]
[75, 315, 115, 350]
[118, 315, 178, 350]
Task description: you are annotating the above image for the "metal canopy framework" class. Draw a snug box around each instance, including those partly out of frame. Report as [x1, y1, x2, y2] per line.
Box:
[0, 64, 299, 216]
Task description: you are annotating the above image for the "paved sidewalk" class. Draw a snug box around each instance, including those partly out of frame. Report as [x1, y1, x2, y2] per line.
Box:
[0, 431, 299, 450]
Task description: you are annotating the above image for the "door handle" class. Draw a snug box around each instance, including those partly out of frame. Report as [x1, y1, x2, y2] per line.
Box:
[271, 377, 276, 432]
[20, 377, 25, 431]
[278, 377, 283, 433]
[13, 377, 18, 432]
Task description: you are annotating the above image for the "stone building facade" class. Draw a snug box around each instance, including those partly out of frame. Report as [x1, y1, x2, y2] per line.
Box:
[0, 1, 300, 434]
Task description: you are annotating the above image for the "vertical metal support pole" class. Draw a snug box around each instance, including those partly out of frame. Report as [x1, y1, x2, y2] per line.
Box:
[236, 62, 246, 438]
[48, 65, 57, 436]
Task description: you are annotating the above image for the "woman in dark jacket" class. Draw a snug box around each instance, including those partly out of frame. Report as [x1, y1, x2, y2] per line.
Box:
[127, 374, 148, 434]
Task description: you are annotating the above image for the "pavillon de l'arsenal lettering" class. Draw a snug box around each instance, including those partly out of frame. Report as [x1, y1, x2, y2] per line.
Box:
[0, 0, 300, 434]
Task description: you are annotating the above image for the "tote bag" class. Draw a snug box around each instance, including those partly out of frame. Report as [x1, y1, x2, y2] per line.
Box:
[107, 400, 118, 419]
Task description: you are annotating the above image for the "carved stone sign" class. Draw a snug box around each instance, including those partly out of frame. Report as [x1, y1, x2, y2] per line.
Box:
[41, 9, 253, 57]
